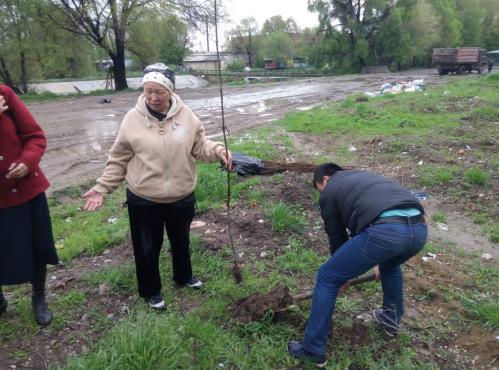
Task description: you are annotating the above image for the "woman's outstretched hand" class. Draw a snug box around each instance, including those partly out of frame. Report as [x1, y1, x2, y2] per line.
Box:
[82, 189, 104, 211]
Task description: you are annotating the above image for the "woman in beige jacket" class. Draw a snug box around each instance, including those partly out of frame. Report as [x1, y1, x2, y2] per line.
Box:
[83, 64, 231, 310]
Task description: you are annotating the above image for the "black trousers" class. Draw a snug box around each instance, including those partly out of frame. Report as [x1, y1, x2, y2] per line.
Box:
[127, 201, 195, 298]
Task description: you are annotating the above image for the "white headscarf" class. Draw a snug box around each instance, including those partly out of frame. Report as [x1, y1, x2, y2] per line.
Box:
[142, 72, 174, 93]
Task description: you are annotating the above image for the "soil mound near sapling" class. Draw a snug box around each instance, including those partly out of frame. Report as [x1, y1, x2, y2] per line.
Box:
[231, 285, 294, 323]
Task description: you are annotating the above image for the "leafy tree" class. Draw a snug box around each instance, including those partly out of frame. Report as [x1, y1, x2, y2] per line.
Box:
[263, 31, 292, 65]
[228, 17, 259, 67]
[45, 0, 215, 90]
[262, 15, 299, 34]
[0, 0, 38, 92]
[0, 0, 96, 91]
[455, 0, 482, 46]
[480, 0, 499, 50]
[309, 0, 397, 70]
[128, 13, 189, 69]
[429, 0, 462, 47]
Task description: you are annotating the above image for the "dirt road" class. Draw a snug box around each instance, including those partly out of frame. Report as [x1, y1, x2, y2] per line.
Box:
[28, 68, 444, 192]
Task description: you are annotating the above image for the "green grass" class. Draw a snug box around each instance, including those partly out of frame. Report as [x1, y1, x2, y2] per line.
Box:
[431, 212, 448, 224]
[464, 167, 490, 186]
[63, 234, 431, 370]
[418, 165, 458, 187]
[265, 202, 305, 233]
[6, 72, 496, 369]
[276, 237, 324, 274]
[49, 184, 130, 262]
[21, 88, 139, 103]
[83, 264, 137, 295]
[462, 294, 499, 329]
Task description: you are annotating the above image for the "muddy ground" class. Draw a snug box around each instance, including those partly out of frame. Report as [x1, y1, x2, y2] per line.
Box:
[29, 68, 446, 193]
[1, 172, 497, 369]
[1, 70, 496, 369]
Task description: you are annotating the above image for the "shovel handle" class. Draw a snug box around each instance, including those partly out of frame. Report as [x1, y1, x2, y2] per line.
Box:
[292, 273, 377, 303]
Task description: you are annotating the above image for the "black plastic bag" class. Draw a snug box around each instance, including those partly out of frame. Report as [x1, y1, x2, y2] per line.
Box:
[229, 152, 264, 176]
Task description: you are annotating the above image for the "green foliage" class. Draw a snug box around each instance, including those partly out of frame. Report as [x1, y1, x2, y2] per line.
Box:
[128, 14, 189, 68]
[464, 167, 490, 185]
[265, 202, 305, 233]
[307, 0, 499, 70]
[261, 15, 298, 34]
[263, 32, 293, 65]
[226, 59, 246, 72]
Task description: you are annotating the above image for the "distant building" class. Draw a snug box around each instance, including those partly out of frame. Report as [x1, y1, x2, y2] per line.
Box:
[183, 53, 247, 71]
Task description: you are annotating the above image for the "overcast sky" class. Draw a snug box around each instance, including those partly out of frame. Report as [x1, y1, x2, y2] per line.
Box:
[190, 0, 319, 51]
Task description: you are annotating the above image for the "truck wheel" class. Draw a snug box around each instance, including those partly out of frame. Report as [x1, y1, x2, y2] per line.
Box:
[457, 65, 467, 75]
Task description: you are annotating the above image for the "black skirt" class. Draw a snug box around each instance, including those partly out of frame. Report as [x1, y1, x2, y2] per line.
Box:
[0, 192, 59, 285]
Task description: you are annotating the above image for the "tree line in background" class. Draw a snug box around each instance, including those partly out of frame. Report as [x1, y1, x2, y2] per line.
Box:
[1, 0, 498, 92]
[228, 0, 499, 72]
[0, 0, 208, 92]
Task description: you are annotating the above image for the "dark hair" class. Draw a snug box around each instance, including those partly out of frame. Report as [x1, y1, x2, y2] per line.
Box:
[313, 163, 344, 189]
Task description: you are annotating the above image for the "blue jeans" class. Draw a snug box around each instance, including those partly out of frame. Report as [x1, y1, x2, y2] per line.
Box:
[303, 222, 428, 355]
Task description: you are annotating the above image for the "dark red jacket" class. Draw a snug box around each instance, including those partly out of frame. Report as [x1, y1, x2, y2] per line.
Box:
[0, 84, 50, 208]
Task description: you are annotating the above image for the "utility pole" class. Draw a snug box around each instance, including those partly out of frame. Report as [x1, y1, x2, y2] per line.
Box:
[206, 16, 210, 52]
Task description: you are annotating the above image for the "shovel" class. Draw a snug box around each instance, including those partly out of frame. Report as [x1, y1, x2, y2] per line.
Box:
[277, 273, 377, 312]
[231, 273, 377, 323]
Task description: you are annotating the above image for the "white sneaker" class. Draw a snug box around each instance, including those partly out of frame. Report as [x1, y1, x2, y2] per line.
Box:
[186, 276, 203, 289]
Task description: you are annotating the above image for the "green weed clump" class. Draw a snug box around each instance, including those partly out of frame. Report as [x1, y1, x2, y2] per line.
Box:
[418, 165, 457, 187]
[464, 167, 490, 186]
[431, 212, 448, 224]
[490, 225, 499, 243]
[463, 295, 499, 329]
[266, 202, 305, 233]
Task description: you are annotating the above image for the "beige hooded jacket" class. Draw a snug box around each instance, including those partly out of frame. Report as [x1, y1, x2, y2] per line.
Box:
[92, 92, 225, 203]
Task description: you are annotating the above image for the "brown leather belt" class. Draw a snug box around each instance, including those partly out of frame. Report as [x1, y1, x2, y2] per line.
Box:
[372, 214, 425, 225]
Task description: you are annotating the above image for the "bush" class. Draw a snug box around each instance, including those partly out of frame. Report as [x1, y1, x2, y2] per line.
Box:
[226, 60, 246, 72]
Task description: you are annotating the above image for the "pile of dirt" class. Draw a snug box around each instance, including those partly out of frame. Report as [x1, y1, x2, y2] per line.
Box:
[230, 285, 294, 323]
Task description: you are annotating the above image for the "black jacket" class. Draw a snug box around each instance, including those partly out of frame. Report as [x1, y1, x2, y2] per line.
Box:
[319, 170, 424, 254]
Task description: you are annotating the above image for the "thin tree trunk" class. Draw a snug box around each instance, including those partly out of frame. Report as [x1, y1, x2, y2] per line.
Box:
[20, 50, 28, 93]
[0, 57, 20, 93]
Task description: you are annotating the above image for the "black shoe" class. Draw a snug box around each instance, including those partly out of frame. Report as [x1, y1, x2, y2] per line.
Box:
[0, 296, 7, 316]
[373, 308, 399, 337]
[32, 295, 53, 327]
[186, 276, 203, 289]
[146, 294, 166, 311]
[287, 340, 327, 368]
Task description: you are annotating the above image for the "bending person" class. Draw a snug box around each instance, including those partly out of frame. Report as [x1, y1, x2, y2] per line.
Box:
[287, 163, 427, 367]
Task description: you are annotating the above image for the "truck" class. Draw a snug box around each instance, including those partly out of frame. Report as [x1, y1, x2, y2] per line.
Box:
[432, 47, 493, 75]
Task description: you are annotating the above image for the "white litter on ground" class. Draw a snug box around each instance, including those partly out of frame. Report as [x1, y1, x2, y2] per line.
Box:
[364, 79, 425, 97]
